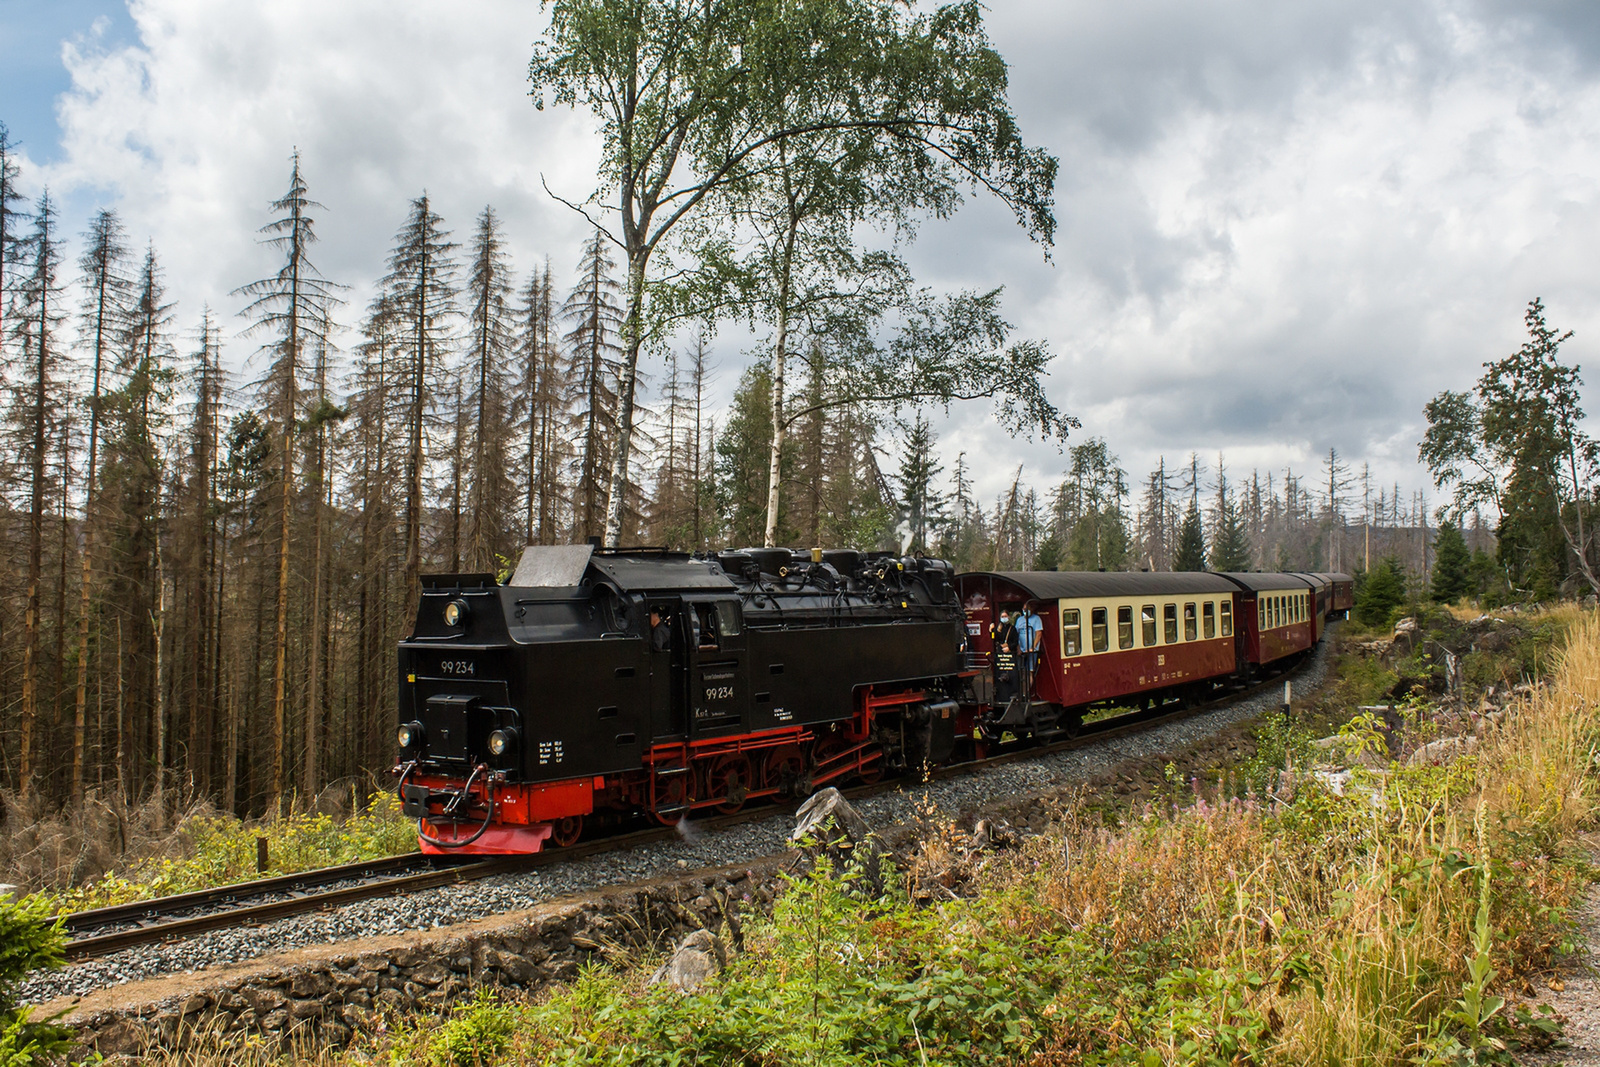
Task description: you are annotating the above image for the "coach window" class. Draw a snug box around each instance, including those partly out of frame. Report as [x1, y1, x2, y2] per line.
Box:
[1061, 608, 1081, 656]
[1091, 607, 1109, 653]
[1117, 605, 1134, 650]
[1141, 604, 1157, 646]
[1203, 601, 1216, 639]
[1220, 600, 1233, 637]
[1183, 602, 1197, 641]
[1258, 600, 1266, 629]
[1164, 603, 1178, 644]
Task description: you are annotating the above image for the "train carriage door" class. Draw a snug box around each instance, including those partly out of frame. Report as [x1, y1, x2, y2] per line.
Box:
[685, 598, 749, 737]
[647, 596, 686, 742]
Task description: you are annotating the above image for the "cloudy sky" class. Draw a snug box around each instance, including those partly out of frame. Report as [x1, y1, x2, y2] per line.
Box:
[4, 0, 1599, 518]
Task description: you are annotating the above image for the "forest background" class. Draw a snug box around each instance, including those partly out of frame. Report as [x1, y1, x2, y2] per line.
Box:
[0, 0, 1583, 818]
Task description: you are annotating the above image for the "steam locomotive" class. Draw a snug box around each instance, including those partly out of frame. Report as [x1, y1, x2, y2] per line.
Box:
[395, 544, 1349, 854]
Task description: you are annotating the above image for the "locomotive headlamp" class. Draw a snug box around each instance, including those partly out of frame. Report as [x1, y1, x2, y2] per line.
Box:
[397, 721, 424, 750]
[443, 599, 469, 627]
[487, 728, 518, 758]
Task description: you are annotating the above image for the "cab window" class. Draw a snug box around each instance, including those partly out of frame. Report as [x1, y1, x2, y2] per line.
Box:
[1141, 604, 1157, 646]
[1061, 609, 1081, 656]
[1164, 603, 1178, 644]
[1220, 600, 1233, 637]
[1203, 601, 1216, 639]
[1092, 607, 1109, 653]
[1183, 602, 1198, 641]
[716, 600, 742, 637]
[694, 604, 719, 648]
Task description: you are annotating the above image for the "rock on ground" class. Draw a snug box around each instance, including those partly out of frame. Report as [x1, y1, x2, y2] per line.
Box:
[648, 929, 725, 994]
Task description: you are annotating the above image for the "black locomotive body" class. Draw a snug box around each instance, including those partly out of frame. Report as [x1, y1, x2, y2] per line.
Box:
[397, 544, 966, 853]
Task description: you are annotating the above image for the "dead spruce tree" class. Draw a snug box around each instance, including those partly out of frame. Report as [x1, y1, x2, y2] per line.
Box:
[235, 153, 343, 810]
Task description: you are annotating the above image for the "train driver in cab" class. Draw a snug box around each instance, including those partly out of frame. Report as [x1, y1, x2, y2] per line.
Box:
[649, 606, 671, 651]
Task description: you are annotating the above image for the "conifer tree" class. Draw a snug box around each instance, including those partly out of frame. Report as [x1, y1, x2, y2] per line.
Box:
[561, 231, 624, 541]
[517, 262, 565, 545]
[1431, 522, 1471, 603]
[1173, 500, 1207, 572]
[302, 316, 344, 794]
[379, 195, 458, 616]
[172, 309, 223, 796]
[70, 208, 133, 802]
[101, 245, 175, 800]
[1208, 462, 1252, 572]
[716, 366, 778, 547]
[1356, 557, 1406, 626]
[0, 123, 24, 352]
[236, 153, 343, 809]
[9, 190, 65, 797]
[895, 413, 944, 554]
[463, 206, 517, 570]
[349, 295, 404, 774]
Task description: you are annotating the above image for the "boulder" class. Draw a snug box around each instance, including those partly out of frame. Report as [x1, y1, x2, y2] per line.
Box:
[1405, 736, 1477, 767]
[1473, 631, 1514, 653]
[790, 788, 896, 895]
[648, 929, 725, 994]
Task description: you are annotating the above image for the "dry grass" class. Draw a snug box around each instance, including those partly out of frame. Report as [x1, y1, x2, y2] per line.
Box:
[0, 778, 413, 910]
[1477, 604, 1600, 834]
[0, 787, 219, 895]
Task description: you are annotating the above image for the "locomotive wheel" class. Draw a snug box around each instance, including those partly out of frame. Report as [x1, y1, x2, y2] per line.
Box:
[550, 815, 583, 849]
[763, 745, 806, 797]
[856, 747, 884, 785]
[707, 754, 753, 815]
[652, 773, 689, 825]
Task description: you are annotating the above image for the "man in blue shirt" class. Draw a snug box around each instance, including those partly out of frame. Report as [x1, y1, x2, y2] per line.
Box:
[1015, 603, 1044, 696]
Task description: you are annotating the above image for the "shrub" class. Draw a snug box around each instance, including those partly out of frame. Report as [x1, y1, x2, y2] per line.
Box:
[428, 991, 516, 1067]
[0, 893, 71, 1064]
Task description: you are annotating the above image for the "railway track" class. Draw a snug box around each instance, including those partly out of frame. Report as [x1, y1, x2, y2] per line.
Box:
[61, 660, 1307, 962]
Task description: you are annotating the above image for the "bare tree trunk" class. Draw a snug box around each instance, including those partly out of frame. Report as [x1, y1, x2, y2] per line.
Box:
[270, 217, 303, 814]
[152, 524, 167, 827]
[602, 255, 646, 546]
[762, 218, 799, 548]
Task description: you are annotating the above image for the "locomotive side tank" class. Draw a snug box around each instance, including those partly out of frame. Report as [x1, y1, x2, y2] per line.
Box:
[397, 544, 965, 854]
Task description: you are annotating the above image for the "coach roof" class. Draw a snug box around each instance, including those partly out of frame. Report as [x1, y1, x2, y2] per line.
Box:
[963, 571, 1242, 600]
[1214, 572, 1317, 592]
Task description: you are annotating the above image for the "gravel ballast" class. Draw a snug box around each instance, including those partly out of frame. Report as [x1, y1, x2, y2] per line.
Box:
[22, 637, 1331, 1006]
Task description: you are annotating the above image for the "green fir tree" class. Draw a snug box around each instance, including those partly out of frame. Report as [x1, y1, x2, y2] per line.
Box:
[1356, 556, 1407, 627]
[1430, 522, 1472, 603]
[1173, 499, 1207, 571]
